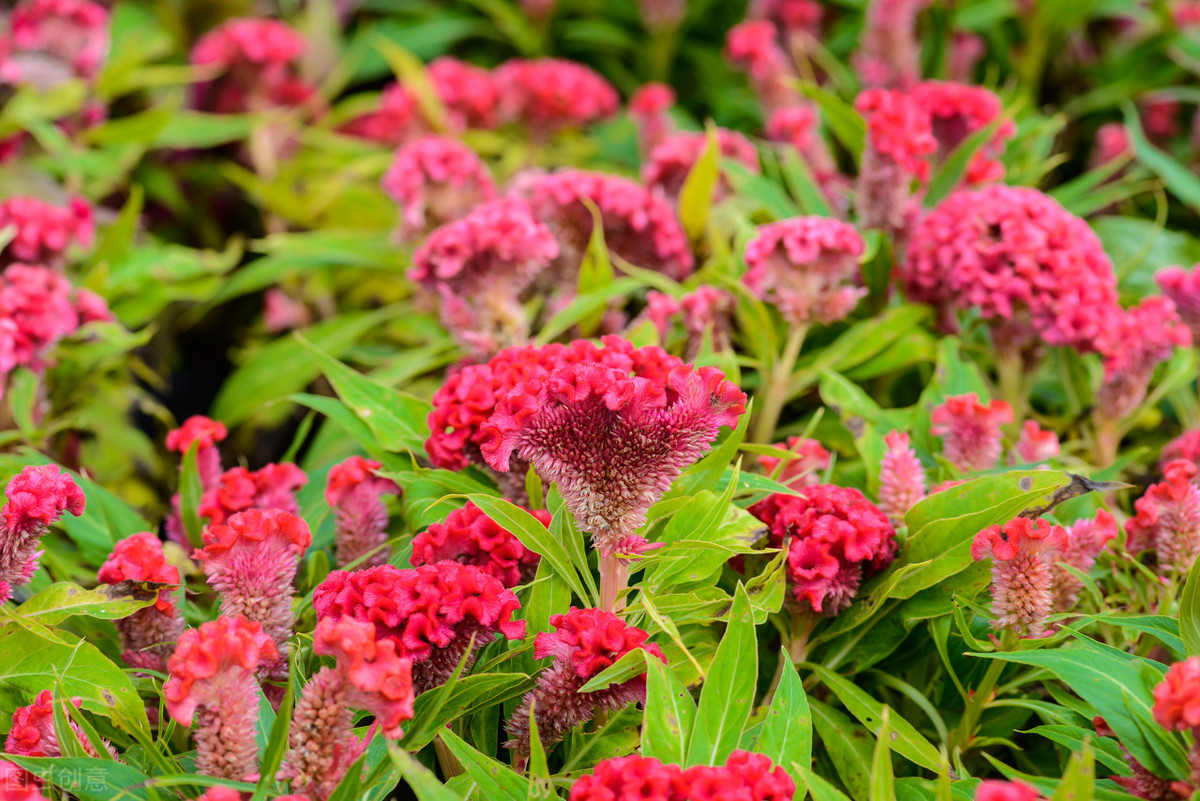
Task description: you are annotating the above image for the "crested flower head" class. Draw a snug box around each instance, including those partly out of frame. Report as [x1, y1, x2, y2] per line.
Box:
[0, 464, 84, 603]
[535, 607, 665, 681]
[0, 196, 93, 266]
[642, 129, 760, 202]
[6, 690, 112, 762]
[750, 485, 897, 614]
[0, 760, 45, 801]
[974, 781, 1042, 801]
[677, 286, 737, 354]
[630, 83, 675, 154]
[724, 20, 797, 111]
[198, 463, 307, 526]
[878, 430, 927, 522]
[930, 394, 1014, 473]
[166, 415, 227, 489]
[7, 0, 109, 84]
[98, 532, 185, 671]
[766, 106, 818, 154]
[1153, 656, 1200, 731]
[312, 617, 415, 738]
[568, 750, 794, 801]
[428, 56, 500, 131]
[326, 456, 400, 568]
[971, 517, 1068, 638]
[1053, 510, 1117, 611]
[854, 0, 932, 90]
[757, 436, 831, 490]
[494, 58, 619, 135]
[750, 0, 824, 37]
[568, 755, 679, 801]
[410, 501, 546, 587]
[190, 17, 315, 114]
[1125, 458, 1200, 574]
[480, 358, 746, 555]
[382, 136, 497, 239]
[1095, 297, 1191, 421]
[1162, 428, 1200, 470]
[1156, 264, 1200, 342]
[339, 83, 425, 146]
[1013, 421, 1060, 464]
[911, 81, 1015, 184]
[855, 88, 937, 180]
[742, 216, 866, 326]
[0, 264, 82, 372]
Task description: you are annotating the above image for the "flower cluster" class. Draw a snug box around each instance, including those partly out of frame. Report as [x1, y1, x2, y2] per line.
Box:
[765, 106, 817, 155]
[757, 436, 831, 491]
[0, 759, 44, 801]
[0, 465, 85, 604]
[0, 264, 92, 382]
[750, 0, 823, 38]
[198, 463, 307, 526]
[1151, 657, 1200, 797]
[569, 751, 795, 801]
[4, 0, 109, 85]
[911, 81, 1016, 184]
[975, 782, 1042, 801]
[6, 690, 113, 763]
[97, 532, 184, 671]
[190, 17, 316, 114]
[1013, 421, 1060, 464]
[930, 394, 1014, 473]
[878, 430, 927, 522]
[630, 83, 676, 155]
[382, 136, 497, 239]
[1125, 459, 1200, 575]
[1163, 428, 1200, 469]
[1157, 264, 1200, 342]
[0, 196, 93, 266]
[410, 501, 546, 587]
[494, 58, 619, 136]
[166, 415, 228, 488]
[972, 517, 1069, 638]
[642, 129, 760, 202]
[1095, 297, 1191, 421]
[724, 20, 797, 112]
[853, 88, 935, 237]
[1053, 511, 1118, 611]
[1093, 716, 1178, 801]
[325, 456, 400, 568]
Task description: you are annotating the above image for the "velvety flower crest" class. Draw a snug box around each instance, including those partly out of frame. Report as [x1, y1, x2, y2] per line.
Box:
[569, 750, 795, 801]
[972, 517, 1067, 637]
[382, 136, 497, 238]
[975, 781, 1042, 801]
[0, 464, 84, 604]
[630, 83, 676, 154]
[199, 463, 307, 526]
[1095, 297, 1191, 421]
[190, 18, 316, 114]
[1153, 656, 1200, 731]
[930, 394, 1014, 473]
[325, 456, 400, 568]
[98, 532, 185, 671]
[6, 0, 109, 84]
[911, 81, 1015, 183]
[855, 88, 937, 180]
[410, 501, 545, 587]
[428, 56, 500, 131]
[1163, 428, 1200, 469]
[1125, 459, 1200, 574]
[724, 20, 797, 112]
[166, 415, 227, 489]
[1013, 421, 1060, 463]
[0, 196, 93, 266]
[0, 760, 45, 801]
[1157, 264, 1200, 343]
[494, 58, 619, 135]
[6, 690, 112, 762]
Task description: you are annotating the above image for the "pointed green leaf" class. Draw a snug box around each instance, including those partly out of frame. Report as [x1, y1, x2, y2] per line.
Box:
[687, 583, 757, 766]
[757, 651, 812, 771]
[1179, 554, 1200, 657]
[641, 657, 697, 765]
[439, 729, 527, 801]
[678, 127, 721, 242]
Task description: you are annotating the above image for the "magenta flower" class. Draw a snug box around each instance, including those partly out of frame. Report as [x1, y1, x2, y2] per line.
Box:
[410, 501, 545, 588]
[677, 285, 737, 356]
[758, 436, 831, 491]
[198, 463, 307, 526]
[339, 83, 426, 147]
[262, 288, 311, 333]
[190, 17, 317, 114]
[0, 263, 84, 372]
[0, 465, 84, 604]
[0, 196, 93, 267]
[382, 136, 497, 239]
[854, 88, 936, 238]
[1053, 511, 1117, 611]
[1126, 459, 1200, 575]
[494, 58, 619, 137]
[281, 618, 414, 800]
[166, 415, 227, 489]
[930, 394, 1014, 473]
[742, 216, 866, 327]
[6, 690, 114, 764]
[642, 129, 760, 202]
[6, 0, 109, 84]
[1095, 297, 1191, 421]
[1163, 428, 1200, 470]
[971, 517, 1067, 638]
[1012, 421, 1060, 464]
[1157, 264, 1200, 342]
[428, 57, 500, 131]
[766, 106, 817, 154]
[724, 20, 798, 112]
[878, 430, 926, 522]
[569, 751, 795, 801]
[911, 81, 1015, 184]
[505, 607, 664, 763]
[0, 760, 45, 801]
[947, 32, 986, 83]
[630, 83, 676, 156]
[1152, 657, 1200, 796]
[97, 532, 184, 671]
[326, 456, 400, 568]
[975, 781, 1042, 801]
[853, 0, 932, 90]
[750, 0, 824, 38]
[164, 616, 280, 780]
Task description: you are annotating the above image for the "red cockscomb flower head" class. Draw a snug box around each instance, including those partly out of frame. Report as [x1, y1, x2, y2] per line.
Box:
[1053, 510, 1117, 611]
[642, 129, 760, 203]
[6, 690, 113, 765]
[766, 106, 817, 154]
[0, 196, 93, 266]
[313, 562, 525, 693]
[494, 58, 619, 136]
[382, 136, 497, 239]
[911, 81, 1015, 184]
[1126, 459, 1200, 574]
[930, 394, 1014, 473]
[411, 501, 546, 587]
[281, 618, 414, 799]
[506, 607, 665, 761]
[164, 616, 279, 780]
[516, 169, 694, 281]
[743, 216, 866, 326]
[569, 755, 678, 801]
[630, 83, 676, 155]
[677, 285, 737, 356]
[190, 18, 315, 114]
[724, 20, 797, 112]
[166, 415, 227, 489]
[854, 0, 932, 90]
[1157, 264, 1200, 343]
[1154, 656, 1200, 731]
[856, 89, 937, 180]
[198, 463, 307, 526]
[428, 57, 500, 131]
[971, 517, 1067, 638]
[750, 0, 823, 37]
[903, 186, 1121, 355]
[481, 359, 746, 555]
[7, 0, 109, 83]
[879, 430, 926, 522]
[751, 484, 897, 614]
[0, 263, 81, 372]
[192, 790, 244, 801]
[974, 781, 1042, 801]
[641, 291, 681, 337]
[675, 750, 796, 800]
[0, 760, 45, 801]
[1096, 297, 1191, 421]
[0, 465, 84, 604]
[758, 437, 831, 491]
[340, 83, 426, 146]
[325, 456, 400, 568]
[73, 288, 111, 325]
[1013, 421, 1060, 464]
[98, 532, 184, 671]
[1163, 428, 1200, 470]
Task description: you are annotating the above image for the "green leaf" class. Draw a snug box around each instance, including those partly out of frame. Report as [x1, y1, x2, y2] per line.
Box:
[438, 729, 527, 801]
[1180, 554, 1200, 657]
[579, 649, 650, 693]
[870, 708, 896, 801]
[798, 81, 866, 160]
[8, 756, 161, 801]
[687, 583, 756, 766]
[1024, 726, 1129, 775]
[576, 198, 615, 335]
[153, 111, 260, 148]
[675, 399, 752, 495]
[251, 670, 294, 801]
[678, 127, 721, 242]
[779, 148, 834, 217]
[1123, 100, 1200, 214]
[809, 699, 872, 799]
[11, 581, 158, 627]
[641, 657, 697, 765]
[793, 762, 852, 801]
[388, 744, 466, 801]
[178, 443, 204, 549]
[756, 650, 812, 771]
[1050, 742, 1095, 801]
[924, 110, 1016, 207]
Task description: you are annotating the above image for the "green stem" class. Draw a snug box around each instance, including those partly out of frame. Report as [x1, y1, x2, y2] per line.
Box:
[1092, 411, 1120, 468]
[950, 631, 1016, 755]
[753, 325, 808, 444]
[995, 347, 1026, 425]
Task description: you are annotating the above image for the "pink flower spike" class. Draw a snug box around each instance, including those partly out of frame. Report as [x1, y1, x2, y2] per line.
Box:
[630, 83, 676, 155]
[750, 0, 824, 38]
[1013, 421, 1060, 464]
[1095, 297, 1191, 421]
[0, 196, 94, 266]
[325, 456, 400, 568]
[854, 0, 932, 90]
[166, 415, 228, 489]
[480, 360, 746, 555]
[975, 781, 1042, 801]
[911, 81, 1015, 184]
[8, 0, 109, 83]
[506, 607, 665, 762]
[742, 216, 866, 327]
[494, 58, 618, 136]
[428, 57, 500, 131]
[0, 760, 46, 801]
[382, 136, 497, 240]
[410, 501, 546, 587]
[0, 465, 85, 604]
[878, 430, 926, 522]
[757, 436, 831, 491]
[676, 750, 797, 800]
[971, 517, 1067, 638]
[677, 286, 737, 356]
[1157, 264, 1200, 342]
[164, 616, 279, 780]
[1125, 459, 1200, 575]
[642, 129, 760, 203]
[930, 394, 1014, 473]
[724, 20, 798, 112]
[97, 532, 184, 671]
[854, 88, 935, 239]
[1053, 510, 1117, 611]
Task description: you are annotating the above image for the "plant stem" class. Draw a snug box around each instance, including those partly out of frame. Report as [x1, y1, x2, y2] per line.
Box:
[753, 325, 808, 444]
[995, 347, 1026, 424]
[1093, 412, 1120, 468]
[600, 553, 629, 613]
[950, 631, 1016, 755]
[433, 737, 463, 780]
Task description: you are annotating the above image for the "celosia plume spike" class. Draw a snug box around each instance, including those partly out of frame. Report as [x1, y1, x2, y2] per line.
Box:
[1053, 511, 1117, 611]
[930, 393, 1014, 473]
[1125, 459, 1200, 575]
[878, 430, 926, 522]
[97, 532, 184, 671]
[325, 456, 400, 568]
[0, 464, 85, 604]
[972, 517, 1067, 638]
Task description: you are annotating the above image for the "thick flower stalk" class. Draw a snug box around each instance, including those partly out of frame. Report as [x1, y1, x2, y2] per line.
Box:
[1126, 459, 1200, 575]
[164, 616, 279, 780]
[911, 81, 1015, 184]
[1095, 298, 1191, 423]
[975, 781, 1042, 801]
[642, 129, 760, 203]
[190, 17, 317, 114]
[325, 456, 400, 568]
[1012, 421, 1060, 464]
[630, 83, 676, 156]
[930, 394, 1014, 473]
[1053, 511, 1117, 611]
[6, 0, 109, 85]
[280, 618, 414, 800]
[971, 517, 1067, 638]
[505, 607, 665, 764]
[494, 58, 618, 137]
[411, 198, 558, 356]
[97, 532, 184, 671]
[878, 430, 926, 523]
[1153, 657, 1200, 796]
[198, 463, 307, 526]
[854, 0, 932, 90]
[758, 436, 831, 491]
[0, 760, 45, 801]
[1157, 264, 1200, 343]
[0, 196, 93, 267]
[410, 501, 546, 587]
[0, 465, 85, 604]
[854, 88, 936, 240]
[6, 690, 114, 762]
[313, 562, 525, 694]
[568, 751, 795, 800]
[382, 136, 497, 240]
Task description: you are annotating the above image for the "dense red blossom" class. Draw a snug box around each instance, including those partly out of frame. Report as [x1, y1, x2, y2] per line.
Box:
[856, 88, 937, 180]
[568, 755, 678, 801]
[1096, 297, 1190, 420]
[7, 0, 109, 83]
[930, 394, 1014, 473]
[766, 106, 818, 154]
[0, 760, 45, 801]
[326, 456, 400, 568]
[198, 463, 307, 525]
[410, 501, 545, 587]
[0, 263, 82, 373]
[642, 129, 760, 201]
[0, 196, 93, 265]
[382, 136, 497, 238]
[568, 750, 795, 801]
[494, 58, 618, 134]
[1157, 264, 1200, 342]
[758, 436, 831, 490]
[98, 532, 185, 671]
[166, 416, 227, 454]
[1125, 459, 1200, 574]
[6, 690, 111, 763]
[312, 617, 415, 738]
[0, 464, 84, 604]
[630, 83, 675, 154]
[340, 84, 425, 146]
[972, 517, 1067, 637]
[879, 430, 926, 521]
[190, 18, 316, 114]
[1163, 428, 1200, 469]
[975, 781, 1042, 801]
[1153, 656, 1200, 731]
[428, 56, 500, 130]
[911, 81, 1015, 183]
[537, 607, 665, 680]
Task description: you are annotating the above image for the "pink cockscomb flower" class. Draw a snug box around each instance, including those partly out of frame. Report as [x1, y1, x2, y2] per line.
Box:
[494, 58, 619, 136]
[750, 0, 823, 38]
[280, 618, 414, 800]
[1092, 717, 1178, 801]
[1053, 510, 1117, 611]
[97, 532, 184, 671]
[313, 562, 525, 694]
[1096, 298, 1191, 422]
[758, 436, 831, 491]
[568, 755, 678, 801]
[1154, 656, 1200, 731]
[1012, 421, 1060, 464]
[1157, 264, 1200, 343]
[339, 83, 426, 147]
[165, 616, 279, 780]
[198, 463, 307, 526]
[0, 760, 45, 801]
[724, 20, 797, 112]
[854, 0, 932, 90]
[971, 517, 1067, 638]
[948, 32, 986, 83]
[930, 394, 1014, 473]
[766, 106, 817, 155]
[743, 216, 866, 326]
[190, 18, 316, 114]
[1091, 122, 1132, 169]
[263, 288, 311, 333]
[428, 56, 500, 131]
[1163, 428, 1200, 470]
[0, 196, 93, 267]
[1126, 459, 1200, 575]
[854, 88, 936, 238]
[0, 263, 81, 372]
[7, 0, 109, 84]
[675, 285, 737, 357]
[6, 690, 114, 765]
[974, 781, 1042, 801]
[642, 129, 760, 203]
[903, 185, 1120, 356]
[166, 415, 227, 489]
[0, 465, 84, 604]
[411, 197, 556, 356]
[506, 607, 665, 763]
[516, 169, 694, 281]
[641, 291, 681, 337]
[410, 501, 546, 588]
[878, 430, 926, 523]
[630, 83, 676, 155]
[326, 456, 400, 568]
[911, 81, 1015, 184]
[750, 485, 897, 615]
[568, 751, 795, 801]
[382, 136, 497, 239]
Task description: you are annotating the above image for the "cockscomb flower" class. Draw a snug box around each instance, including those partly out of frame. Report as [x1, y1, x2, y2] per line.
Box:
[165, 616, 279, 780]
[878, 430, 926, 523]
[0, 760, 45, 801]
[7, 0, 109, 84]
[428, 56, 500, 131]
[568, 754, 679, 801]
[854, 88, 936, 238]
[326, 456, 400, 568]
[1095, 298, 1191, 421]
[1158, 264, 1200, 345]
[280, 618, 414, 800]
[930, 394, 1013, 473]
[743, 216, 866, 327]
[1052, 510, 1117, 611]
[630, 83, 676, 155]
[758, 436, 831, 490]
[750, 485, 897, 615]
[948, 31, 985, 82]
[0, 465, 84, 604]
[642, 129, 760, 203]
[481, 360, 746, 556]
[902, 185, 1120, 356]
[641, 291, 681, 337]
[1012, 421, 1060, 464]
[339, 83, 426, 146]
[1154, 657, 1200, 732]
[854, 0, 932, 90]
[750, 0, 824, 38]
[677, 750, 796, 800]
[382, 136, 497, 239]
[974, 781, 1042, 801]
[506, 607, 665, 761]
[1126, 459, 1200, 575]
[0, 263, 81, 372]
[198, 463, 307, 526]
[410, 501, 546, 587]
[971, 517, 1067, 638]
[494, 58, 619, 136]
[766, 106, 817, 154]
[911, 81, 1015, 184]
[678, 286, 737, 355]
[97, 532, 184, 671]
[313, 562, 525, 694]
[0, 196, 93, 266]
[6, 690, 114, 764]
[166, 415, 227, 489]
[724, 20, 798, 112]
[516, 169, 694, 281]
[190, 18, 316, 114]
[1163, 428, 1200, 470]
